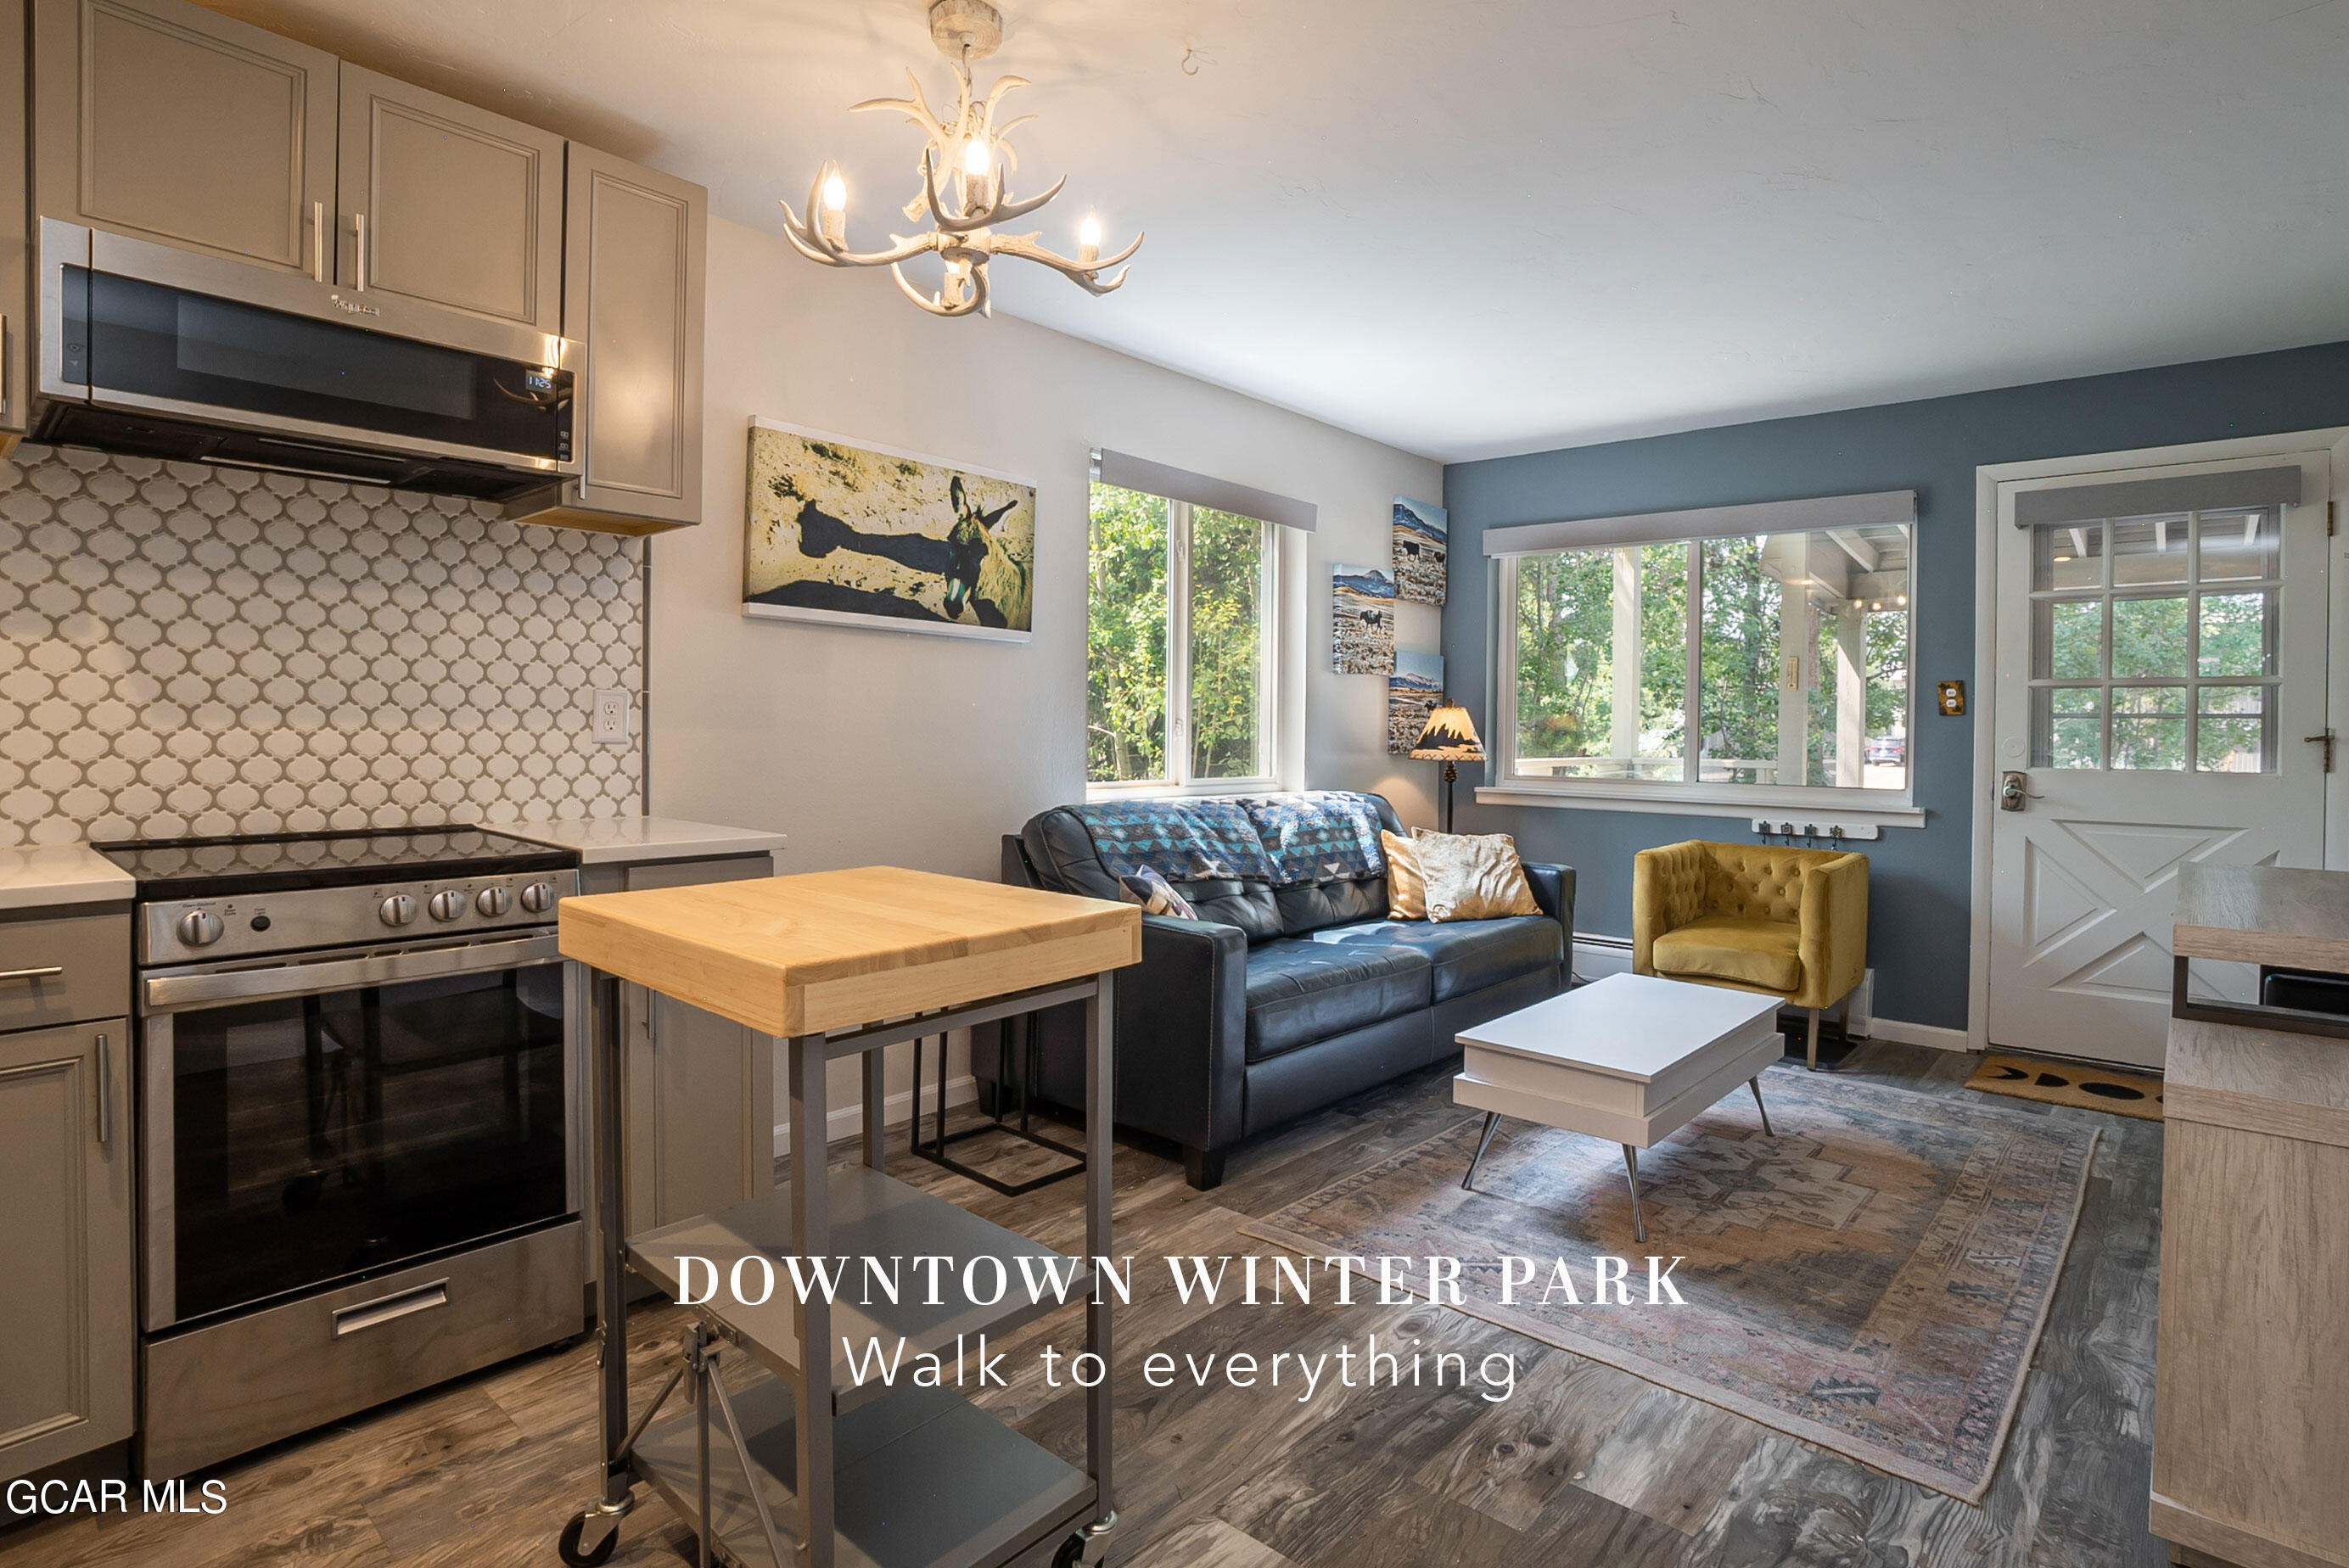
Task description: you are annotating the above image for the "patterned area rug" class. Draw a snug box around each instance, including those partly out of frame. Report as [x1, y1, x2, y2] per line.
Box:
[1242, 1069, 2097, 1502]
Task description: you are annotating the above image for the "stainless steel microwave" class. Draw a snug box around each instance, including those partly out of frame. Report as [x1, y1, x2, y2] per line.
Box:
[34, 218, 582, 500]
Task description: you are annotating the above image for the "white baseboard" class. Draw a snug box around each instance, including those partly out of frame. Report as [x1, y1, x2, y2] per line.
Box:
[774, 1074, 977, 1156]
[1866, 1017, 1972, 1053]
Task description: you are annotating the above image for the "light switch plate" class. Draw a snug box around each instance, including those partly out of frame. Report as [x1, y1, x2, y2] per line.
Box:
[591, 690, 631, 745]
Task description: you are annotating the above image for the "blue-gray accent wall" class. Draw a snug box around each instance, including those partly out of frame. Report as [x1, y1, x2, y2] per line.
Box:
[1441, 339, 2349, 1033]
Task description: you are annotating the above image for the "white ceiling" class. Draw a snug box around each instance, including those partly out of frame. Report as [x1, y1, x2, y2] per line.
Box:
[213, 1, 2349, 462]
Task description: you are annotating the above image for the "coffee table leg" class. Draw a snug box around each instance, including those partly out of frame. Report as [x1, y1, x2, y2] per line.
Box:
[1622, 1144, 1646, 1244]
[1748, 1077, 1774, 1136]
[1462, 1111, 1501, 1190]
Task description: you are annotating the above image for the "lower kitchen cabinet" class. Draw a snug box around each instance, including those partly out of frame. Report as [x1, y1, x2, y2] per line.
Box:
[0, 1016, 134, 1484]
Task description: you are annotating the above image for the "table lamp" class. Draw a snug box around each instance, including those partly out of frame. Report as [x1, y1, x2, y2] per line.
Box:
[1410, 704, 1484, 833]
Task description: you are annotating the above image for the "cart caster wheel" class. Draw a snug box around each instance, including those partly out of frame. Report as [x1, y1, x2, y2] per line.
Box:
[1051, 1533, 1086, 1568]
[558, 1509, 620, 1566]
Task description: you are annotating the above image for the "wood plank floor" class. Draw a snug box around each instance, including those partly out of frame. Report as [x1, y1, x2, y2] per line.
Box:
[0, 1040, 2169, 1568]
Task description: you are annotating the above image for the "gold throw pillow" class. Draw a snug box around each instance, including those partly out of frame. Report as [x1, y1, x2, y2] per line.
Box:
[1414, 830, 1541, 922]
[1381, 830, 1427, 919]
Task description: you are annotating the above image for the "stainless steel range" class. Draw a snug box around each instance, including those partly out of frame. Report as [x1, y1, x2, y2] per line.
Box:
[93, 826, 590, 1479]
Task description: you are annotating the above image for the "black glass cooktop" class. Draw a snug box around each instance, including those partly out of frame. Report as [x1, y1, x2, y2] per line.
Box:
[92, 826, 579, 901]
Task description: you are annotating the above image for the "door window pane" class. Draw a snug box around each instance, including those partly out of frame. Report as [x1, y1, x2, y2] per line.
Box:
[2110, 596, 2189, 677]
[1189, 508, 1265, 780]
[1086, 484, 1169, 783]
[2109, 514, 2189, 587]
[2197, 591, 2273, 677]
[2198, 508, 2279, 582]
[2036, 686, 2104, 769]
[2039, 599, 2104, 680]
[2033, 522, 2103, 591]
[1512, 541, 1686, 781]
[2111, 686, 2188, 770]
[2197, 686, 2270, 773]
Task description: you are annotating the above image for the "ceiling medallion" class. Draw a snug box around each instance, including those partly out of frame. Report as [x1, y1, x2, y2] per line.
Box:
[780, 0, 1141, 317]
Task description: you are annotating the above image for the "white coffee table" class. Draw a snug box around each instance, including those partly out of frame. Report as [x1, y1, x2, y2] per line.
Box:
[1453, 972, 1786, 1241]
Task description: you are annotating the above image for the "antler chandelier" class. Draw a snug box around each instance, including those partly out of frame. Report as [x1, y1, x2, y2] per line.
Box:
[779, 0, 1141, 317]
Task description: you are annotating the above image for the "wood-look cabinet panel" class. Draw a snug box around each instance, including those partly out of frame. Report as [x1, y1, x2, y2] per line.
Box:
[0, 1017, 134, 1485]
[33, 0, 336, 274]
[335, 64, 563, 328]
[1, 0, 27, 439]
[550, 144, 705, 531]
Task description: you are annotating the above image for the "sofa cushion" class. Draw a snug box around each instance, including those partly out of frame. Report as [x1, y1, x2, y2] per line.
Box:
[1274, 876, 1388, 935]
[1651, 913, 1801, 994]
[1314, 916, 1563, 1003]
[1244, 938, 1432, 1062]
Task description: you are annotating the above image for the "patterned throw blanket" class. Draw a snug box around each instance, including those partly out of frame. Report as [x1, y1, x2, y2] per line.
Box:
[1072, 792, 1388, 888]
[1073, 799, 1272, 882]
[1243, 792, 1388, 887]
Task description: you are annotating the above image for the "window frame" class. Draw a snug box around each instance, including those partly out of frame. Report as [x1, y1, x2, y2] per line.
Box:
[1487, 527, 1922, 822]
[1085, 491, 1284, 800]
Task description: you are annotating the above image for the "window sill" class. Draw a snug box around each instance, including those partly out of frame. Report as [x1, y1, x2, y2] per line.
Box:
[1474, 782, 1927, 830]
[1085, 780, 1286, 804]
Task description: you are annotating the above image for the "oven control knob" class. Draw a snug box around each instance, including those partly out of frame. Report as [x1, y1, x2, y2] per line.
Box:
[177, 910, 224, 947]
[519, 881, 557, 913]
[476, 885, 513, 918]
[428, 889, 466, 922]
[378, 894, 418, 927]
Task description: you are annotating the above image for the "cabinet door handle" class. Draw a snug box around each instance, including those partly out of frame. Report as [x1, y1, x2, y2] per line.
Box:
[0, 965, 64, 983]
[311, 201, 325, 283]
[353, 212, 367, 291]
[96, 1033, 112, 1148]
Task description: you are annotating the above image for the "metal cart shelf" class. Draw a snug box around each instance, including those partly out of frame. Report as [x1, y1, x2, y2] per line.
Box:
[549, 868, 1135, 1568]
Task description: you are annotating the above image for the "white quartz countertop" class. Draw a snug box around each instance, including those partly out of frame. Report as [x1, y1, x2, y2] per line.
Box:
[500, 816, 788, 866]
[0, 843, 137, 912]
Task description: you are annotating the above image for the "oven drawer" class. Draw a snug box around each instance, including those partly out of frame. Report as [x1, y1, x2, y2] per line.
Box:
[0, 910, 130, 1034]
[138, 1219, 584, 1479]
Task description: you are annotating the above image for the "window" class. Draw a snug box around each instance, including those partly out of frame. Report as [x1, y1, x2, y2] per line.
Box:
[2029, 507, 2279, 771]
[1087, 482, 1277, 791]
[1499, 521, 1913, 798]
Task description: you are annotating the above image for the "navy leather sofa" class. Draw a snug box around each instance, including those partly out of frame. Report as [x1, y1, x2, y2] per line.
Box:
[986, 792, 1573, 1189]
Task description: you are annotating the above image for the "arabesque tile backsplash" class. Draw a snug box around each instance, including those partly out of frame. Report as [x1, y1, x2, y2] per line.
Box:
[0, 444, 644, 848]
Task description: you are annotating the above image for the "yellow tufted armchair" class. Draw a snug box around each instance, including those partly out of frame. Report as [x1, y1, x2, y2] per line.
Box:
[1632, 840, 1869, 1070]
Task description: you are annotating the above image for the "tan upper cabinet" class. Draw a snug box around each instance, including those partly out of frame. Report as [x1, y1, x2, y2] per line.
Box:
[0, 1016, 136, 1486]
[336, 64, 563, 330]
[34, 0, 337, 276]
[511, 144, 706, 534]
[3, 0, 28, 441]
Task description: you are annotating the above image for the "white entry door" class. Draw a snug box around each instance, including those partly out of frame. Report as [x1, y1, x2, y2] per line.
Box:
[1986, 450, 2332, 1068]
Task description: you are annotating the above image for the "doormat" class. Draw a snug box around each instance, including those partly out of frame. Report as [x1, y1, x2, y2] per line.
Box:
[1965, 1053, 2162, 1122]
[1241, 1069, 2098, 1504]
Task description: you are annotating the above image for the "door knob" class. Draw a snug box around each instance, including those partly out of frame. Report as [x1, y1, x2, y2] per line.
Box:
[1999, 770, 2032, 812]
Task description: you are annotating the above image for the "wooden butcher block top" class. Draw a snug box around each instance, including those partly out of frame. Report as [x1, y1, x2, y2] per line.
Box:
[557, 865, 1140, 1037]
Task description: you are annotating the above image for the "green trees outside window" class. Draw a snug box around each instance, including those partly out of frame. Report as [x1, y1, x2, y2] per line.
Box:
[1507, 523, 1912, 792]
[1087, 483, 1274, 787]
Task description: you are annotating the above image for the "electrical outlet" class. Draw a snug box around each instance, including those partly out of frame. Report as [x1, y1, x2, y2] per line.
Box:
[591, 690, 631, 745]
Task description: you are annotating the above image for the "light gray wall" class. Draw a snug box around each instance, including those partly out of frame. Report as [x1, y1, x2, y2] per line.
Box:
[648, 216, 1441, 1129]
[650, 215, 1444, 870]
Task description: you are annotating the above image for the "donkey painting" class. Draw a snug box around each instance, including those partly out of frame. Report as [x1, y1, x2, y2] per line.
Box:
[942, 473, 1032, 630]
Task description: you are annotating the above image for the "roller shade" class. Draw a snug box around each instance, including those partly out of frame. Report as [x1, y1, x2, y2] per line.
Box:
[2013, 466, 2302, 528]
[1090, 448, 1316, 532]
[1482, 489, 1915, 557]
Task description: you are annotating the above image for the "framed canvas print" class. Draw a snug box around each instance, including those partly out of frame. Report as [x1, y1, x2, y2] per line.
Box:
[743, 418, 1036, 641]
[1393, 496, 1448, 606]
[1389, 651, 1444, 753]
[1332, 563, 1395, 673]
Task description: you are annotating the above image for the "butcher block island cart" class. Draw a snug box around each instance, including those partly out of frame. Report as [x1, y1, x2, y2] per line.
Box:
[552, 866, 1139, 1568]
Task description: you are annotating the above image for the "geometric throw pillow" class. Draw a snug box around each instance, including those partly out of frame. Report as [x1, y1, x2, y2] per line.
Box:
[1118, 865, 1199, 920]
[1413, 830, 1541, 922]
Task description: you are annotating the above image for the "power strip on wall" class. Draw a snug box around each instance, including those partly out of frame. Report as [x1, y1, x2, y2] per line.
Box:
[1749, 817, 1882, 842]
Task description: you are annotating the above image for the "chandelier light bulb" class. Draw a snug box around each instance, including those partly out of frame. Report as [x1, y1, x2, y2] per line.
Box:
[1078, 213, 1102, 264]
[821, 173, 847, 211]
[961, 137, 991, 176]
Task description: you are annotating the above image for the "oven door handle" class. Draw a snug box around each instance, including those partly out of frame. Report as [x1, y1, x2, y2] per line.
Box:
[142, 933, 563, 1013]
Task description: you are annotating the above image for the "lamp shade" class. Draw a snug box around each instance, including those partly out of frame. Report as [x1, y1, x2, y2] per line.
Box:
[1410, 704, 1484, 761]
